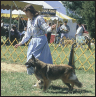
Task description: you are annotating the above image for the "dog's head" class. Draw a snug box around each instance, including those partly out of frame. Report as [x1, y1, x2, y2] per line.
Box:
[25, 54, 36, 68]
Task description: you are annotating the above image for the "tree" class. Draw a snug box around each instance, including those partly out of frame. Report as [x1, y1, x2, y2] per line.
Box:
[61, 1, 84, 23]
[61, 1, 95, 39]
[81, 1, 95, 39]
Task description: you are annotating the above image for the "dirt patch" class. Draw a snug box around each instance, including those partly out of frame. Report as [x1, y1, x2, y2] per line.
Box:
[1, 62, 27, 72]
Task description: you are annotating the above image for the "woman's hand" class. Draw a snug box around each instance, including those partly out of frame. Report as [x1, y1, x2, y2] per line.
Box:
[51, 24, 56, 30]
[14, 43, 22, 48]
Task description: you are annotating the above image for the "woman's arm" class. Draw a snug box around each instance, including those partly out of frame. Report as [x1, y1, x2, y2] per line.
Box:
[37, 16, 56, 33]
[19, 30, 31, 44]
[14, 20, 32, 48]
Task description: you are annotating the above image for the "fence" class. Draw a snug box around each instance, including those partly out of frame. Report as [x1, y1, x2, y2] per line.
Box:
[1, 36, 95, 72]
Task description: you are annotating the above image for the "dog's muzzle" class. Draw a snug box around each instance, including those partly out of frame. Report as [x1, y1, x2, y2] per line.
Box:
[26, 65, 30, 68]
[26, 66, 35, 75]
[26, 64, 32, 68]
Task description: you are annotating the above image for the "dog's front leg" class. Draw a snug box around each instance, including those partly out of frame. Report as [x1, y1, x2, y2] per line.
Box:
[43, 79, 51, 92]
[35, 74, 40, 81]
[65, 83, 73, 91]
[34, 74, 43, 88]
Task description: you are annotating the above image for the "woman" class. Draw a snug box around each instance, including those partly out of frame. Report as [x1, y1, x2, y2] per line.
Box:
[14, 4, 56, 75]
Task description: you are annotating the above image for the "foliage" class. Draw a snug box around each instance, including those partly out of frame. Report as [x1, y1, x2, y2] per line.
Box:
[61, 1, 95, 39]
[1, 17, 18, 24]
[81, 1, 95, 39]
[61, 1, 84, 23]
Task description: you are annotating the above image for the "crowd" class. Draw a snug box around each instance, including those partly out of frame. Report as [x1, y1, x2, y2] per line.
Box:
[55, 21, 88, 47]
[1, 18, 87, 47]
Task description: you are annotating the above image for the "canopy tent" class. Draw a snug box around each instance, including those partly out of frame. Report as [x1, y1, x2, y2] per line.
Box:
[1, 1, 43, 41]
[1, 1, 43, 11]
[23, 1, 77, 39]
[44, 1, 76, 23]
[1, 9, 28, 20]
[1, 1, 77, 39]
[1, 1, 43, 19]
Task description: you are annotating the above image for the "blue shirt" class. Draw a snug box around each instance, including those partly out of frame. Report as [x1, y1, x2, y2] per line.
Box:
[20, 15, 52, 44]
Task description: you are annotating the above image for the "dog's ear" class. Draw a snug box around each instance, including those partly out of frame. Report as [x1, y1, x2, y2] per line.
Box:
[32, 54, 35, 61]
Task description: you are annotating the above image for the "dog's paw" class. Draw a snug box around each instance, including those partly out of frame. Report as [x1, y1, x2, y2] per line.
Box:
[68, 87, 73, 92]
[43, 90, 47, 93]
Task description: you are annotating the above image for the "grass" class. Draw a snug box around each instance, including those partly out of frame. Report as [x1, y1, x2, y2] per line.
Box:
[1, 43, 95, 96]
[1, 70, 95, 96]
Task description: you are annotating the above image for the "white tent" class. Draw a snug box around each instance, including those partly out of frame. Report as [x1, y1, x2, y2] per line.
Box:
[12, 10, 25, 15]
[22, 1, 77, 39]
[3, 1, 77, 39]
[1, 1, 43, 41]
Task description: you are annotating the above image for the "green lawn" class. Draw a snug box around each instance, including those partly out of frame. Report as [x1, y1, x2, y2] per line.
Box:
[1, 70, 95, 96]
[1, 44, 95, 96]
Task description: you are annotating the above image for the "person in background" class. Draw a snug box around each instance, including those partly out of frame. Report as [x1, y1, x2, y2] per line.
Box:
[47, 23, 52, 43]
[75, 22, 84, 47]
[59, 21, 70, 46]
[76, 23, 79, 31]
[76, 23, 84, 33]
[10, 25, 20, 44]
[21, 27, 27, 39]
[56, 24, 62, 44]
[14, 4, 56, 76]
[1, 20, 4, 27]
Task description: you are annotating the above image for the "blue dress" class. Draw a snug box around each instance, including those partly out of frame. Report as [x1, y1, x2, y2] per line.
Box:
[20, 15, 53, 75]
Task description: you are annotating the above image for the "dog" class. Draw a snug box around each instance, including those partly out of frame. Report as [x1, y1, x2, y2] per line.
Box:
[25, 54, 82, 92]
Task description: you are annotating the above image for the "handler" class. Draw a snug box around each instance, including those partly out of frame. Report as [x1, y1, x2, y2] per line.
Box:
[14, 4, 56, 75]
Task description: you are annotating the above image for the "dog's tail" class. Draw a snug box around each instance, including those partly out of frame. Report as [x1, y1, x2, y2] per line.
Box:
[69, 73, 82, 88]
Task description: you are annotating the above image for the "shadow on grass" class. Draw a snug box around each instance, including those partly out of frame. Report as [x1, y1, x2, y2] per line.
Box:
[47, 85, 92, 94]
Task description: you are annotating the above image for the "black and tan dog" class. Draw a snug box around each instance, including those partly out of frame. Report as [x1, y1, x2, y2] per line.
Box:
[25, 55, 82, 92]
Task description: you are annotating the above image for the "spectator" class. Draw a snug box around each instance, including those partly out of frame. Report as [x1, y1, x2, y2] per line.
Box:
[10, 25, 20, 44]
[21, 27, 27, 39]
[56, 24, 62, 44]
[75, 22, 84, 47]
[1, 20, 4, 27]
[59, 21, 70, 46]
[76, 24, 79, 31]
[76, 23, 84, 33]
[47, 23, 52, 43]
